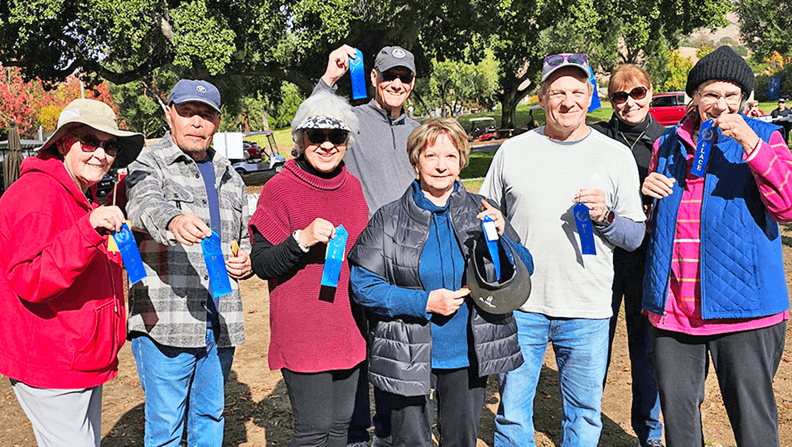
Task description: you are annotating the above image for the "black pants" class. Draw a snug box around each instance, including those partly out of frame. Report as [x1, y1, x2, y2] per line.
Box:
[347, 361, 372, 444]
[652, 322, 786, 447]
[373, 367, 488, 447]
[606, 246, 662, 444]
[282, 363, 362, 447]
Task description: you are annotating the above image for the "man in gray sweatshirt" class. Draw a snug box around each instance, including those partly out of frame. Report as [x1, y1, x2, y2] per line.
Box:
[312, 44, 420, 217]
[312, 44, 420, 447]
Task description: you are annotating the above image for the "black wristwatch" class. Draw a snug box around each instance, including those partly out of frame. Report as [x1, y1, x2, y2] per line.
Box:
[595, 208, 615, 227]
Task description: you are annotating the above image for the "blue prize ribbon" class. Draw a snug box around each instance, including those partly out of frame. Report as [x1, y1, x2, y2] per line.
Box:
[350, 48, 367, 100]
[691, 118, 716, 177]
[482, 215, 501, 280]
[573, 202, 597, 255]
[112, 223, 147, 285]
[201, 231, 232, 300]
[320, 225, 348, 302]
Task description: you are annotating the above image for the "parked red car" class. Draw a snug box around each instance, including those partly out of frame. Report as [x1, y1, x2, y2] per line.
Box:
[649, 92, 687, 127]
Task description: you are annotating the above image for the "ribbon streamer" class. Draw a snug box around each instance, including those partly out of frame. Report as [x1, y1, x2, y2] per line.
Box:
[112, 222, 147, 284]
[202, 231, 232, 300]
[573, 202, 597, 255]
[350, 48, 367, 100]
[691, 118, 716, 177]
[320, 225, 348, 302]
[482, 215, 501, 280]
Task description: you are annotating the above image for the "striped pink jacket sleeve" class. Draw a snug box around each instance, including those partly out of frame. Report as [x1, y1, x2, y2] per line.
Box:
[744, 130, 792, 222]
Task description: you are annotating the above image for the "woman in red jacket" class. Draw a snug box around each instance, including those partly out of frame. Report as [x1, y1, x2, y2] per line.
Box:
[0, 99, 143, 446]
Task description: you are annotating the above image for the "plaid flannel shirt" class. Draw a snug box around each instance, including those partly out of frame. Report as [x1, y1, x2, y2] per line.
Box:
[125, 133, 250, 348]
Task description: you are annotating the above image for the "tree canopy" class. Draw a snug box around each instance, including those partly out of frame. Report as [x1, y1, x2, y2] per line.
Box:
[737, 0, 792, 60]
[1, 0, 731, 130]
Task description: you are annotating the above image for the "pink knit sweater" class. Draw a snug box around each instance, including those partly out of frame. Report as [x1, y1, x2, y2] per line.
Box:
[249, 159, 369, 372]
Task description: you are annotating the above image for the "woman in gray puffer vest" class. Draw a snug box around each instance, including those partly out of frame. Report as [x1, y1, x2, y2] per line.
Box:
[348, 117, 533, 447]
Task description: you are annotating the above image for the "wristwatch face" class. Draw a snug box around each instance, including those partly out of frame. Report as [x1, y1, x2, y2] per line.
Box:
[606, 209, 615, 224]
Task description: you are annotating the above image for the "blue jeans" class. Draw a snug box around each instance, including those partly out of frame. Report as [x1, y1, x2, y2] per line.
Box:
[131, 327, 235, 447]
[494, 312, 609, 447]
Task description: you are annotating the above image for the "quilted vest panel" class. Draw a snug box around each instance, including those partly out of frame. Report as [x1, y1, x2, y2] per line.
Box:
[643, 119, 789, 319]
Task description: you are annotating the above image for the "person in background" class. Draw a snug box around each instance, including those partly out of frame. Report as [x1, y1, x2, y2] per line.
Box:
[745, 99, 764, 118]
[0, 99, 143, 446]
[591, 64, 665, 447]
[125, 79, 252, 447]
[250, 92, 368, 446]
[481, 53, 646, 446]
[770, 97, 791, 142]
[349, 117, 532, 447]
[642, 45, 791, 447]
[314, 43, 421, 447]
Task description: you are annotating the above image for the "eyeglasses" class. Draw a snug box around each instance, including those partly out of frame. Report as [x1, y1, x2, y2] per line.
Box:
[305, 129, 349, 145]
[697, 90, 742, 106]
[380, 71, 415, 84]
[543, 53, 589, 68]
[610, 86, 648, 104]
[71, 134, 121, 157]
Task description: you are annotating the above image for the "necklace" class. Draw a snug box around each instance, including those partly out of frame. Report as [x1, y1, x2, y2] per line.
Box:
[619, 129, 647, 151]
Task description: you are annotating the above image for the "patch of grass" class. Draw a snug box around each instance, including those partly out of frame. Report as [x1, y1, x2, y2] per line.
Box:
[245, 129, 295, 159]
[462, 152, 495, 179]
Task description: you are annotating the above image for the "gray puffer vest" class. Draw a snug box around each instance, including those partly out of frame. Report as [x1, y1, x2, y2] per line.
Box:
[348, 182, 524, 396]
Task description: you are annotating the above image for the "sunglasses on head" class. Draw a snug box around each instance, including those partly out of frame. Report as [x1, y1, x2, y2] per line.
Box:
[610, 86, 648, 104]
[305, 129, 349, 145]
[543, 53, 589, 68]
[380, 71, 415, 84]
[71, 134, 121, 157]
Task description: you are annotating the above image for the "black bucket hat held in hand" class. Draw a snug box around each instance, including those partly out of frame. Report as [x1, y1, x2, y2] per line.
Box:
[685, 46, 754, 98]
[465, 234, 532, 315]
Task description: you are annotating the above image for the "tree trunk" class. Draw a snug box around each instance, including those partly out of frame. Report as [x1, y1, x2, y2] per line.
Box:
[500, 88, 519, 129]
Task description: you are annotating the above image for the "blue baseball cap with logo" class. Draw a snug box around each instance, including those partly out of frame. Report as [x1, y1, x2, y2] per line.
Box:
[168, 79, 222, 114]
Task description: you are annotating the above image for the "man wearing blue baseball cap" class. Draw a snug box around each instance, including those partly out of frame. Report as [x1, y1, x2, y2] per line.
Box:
[125, 79, 252, 446]
[480, 54, 647, 446]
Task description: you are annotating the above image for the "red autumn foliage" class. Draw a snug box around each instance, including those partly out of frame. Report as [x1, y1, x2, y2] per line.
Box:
[1, 64, 117, 139]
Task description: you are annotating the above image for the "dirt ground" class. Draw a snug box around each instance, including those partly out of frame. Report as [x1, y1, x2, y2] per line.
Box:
[2, 200, 792, 446]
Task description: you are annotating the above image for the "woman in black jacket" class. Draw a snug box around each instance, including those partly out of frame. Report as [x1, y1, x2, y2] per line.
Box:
[590, 64, 665, 447]
[348, 117, 533, 447]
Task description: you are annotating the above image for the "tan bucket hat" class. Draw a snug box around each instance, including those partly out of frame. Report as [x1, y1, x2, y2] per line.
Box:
[38, 99, 144, 168]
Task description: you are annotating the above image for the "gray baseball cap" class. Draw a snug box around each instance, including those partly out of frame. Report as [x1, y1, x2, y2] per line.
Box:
[374, 46, 416, 73]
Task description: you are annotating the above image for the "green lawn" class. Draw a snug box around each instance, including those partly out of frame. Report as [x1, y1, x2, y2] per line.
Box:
[246, 102, 616, 176]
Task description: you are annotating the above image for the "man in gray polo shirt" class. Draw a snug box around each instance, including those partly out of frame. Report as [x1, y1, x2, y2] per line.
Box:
[480, 54, 646, 446]
[313, 44, 420, 216]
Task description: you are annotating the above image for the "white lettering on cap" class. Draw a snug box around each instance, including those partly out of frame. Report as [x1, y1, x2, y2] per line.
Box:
[392, 48, 406, 59]
[196, 85, 207, 93]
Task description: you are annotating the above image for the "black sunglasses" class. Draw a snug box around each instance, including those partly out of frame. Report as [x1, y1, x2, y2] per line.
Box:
[305, 129, 349, 145]
[380, 71, 415, 84]
[610, 86, 648, 104]
[72, 134, 121, 157]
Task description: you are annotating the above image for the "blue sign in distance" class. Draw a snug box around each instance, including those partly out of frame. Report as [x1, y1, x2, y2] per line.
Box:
[112, 223, 147, 284]
[573, 202, 597, 255]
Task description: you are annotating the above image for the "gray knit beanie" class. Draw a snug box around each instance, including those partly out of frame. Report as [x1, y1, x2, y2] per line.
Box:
[685, 46, 754, 98]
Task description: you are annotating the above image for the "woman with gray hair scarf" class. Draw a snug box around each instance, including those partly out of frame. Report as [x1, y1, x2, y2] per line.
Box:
[249, 92, 369, 446]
